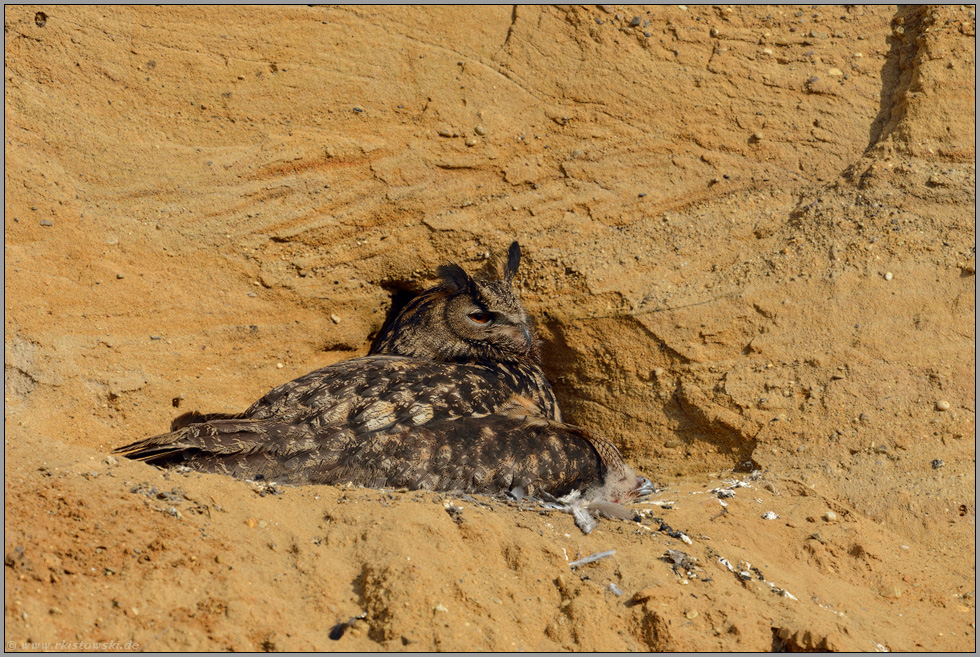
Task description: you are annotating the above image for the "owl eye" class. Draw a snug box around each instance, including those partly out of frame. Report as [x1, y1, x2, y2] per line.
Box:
[468, 310, 492, 324]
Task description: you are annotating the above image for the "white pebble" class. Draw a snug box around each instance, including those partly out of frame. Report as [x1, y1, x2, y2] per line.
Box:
[884, 272, 893, 281]
[276, 363, 284, 369]
[330, 314, 342, 324]
[823, 510, 838, 522]
[936, 400, 951, 411]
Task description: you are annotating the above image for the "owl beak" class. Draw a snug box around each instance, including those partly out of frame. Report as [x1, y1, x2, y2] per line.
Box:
[521, 326, 532, 351]
[632, 476, 656, 498]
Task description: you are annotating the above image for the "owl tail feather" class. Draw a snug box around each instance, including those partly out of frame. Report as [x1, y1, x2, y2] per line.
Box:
[112, 428, 196, 463]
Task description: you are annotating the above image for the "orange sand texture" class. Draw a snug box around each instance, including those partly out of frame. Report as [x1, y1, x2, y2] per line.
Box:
[4, 5, 975, 651]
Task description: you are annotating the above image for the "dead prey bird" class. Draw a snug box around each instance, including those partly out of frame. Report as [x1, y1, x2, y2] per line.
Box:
[114, 243, 650, 526]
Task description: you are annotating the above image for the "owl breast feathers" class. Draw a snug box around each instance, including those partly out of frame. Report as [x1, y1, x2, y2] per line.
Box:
[114, 242, 647, 506]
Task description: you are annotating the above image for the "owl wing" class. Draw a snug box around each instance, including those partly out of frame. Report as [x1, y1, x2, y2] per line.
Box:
[236, 355, 520, 426]
[114, 355, 640, 498]
[116, 355, 548, 471]
[112, 406, 624, 498]
[305, 414, 613, 497]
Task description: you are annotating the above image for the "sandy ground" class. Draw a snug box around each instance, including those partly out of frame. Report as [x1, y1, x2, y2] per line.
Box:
[4, 4, 976, 651]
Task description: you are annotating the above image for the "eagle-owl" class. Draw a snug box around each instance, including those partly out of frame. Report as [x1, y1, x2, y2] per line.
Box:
[114, 242, 647, 508]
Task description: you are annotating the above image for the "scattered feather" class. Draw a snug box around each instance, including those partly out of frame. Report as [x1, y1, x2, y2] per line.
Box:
[569, 550, 615, 569]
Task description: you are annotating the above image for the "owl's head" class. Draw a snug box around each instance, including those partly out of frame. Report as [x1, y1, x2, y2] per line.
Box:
[370, 242, 541, 365]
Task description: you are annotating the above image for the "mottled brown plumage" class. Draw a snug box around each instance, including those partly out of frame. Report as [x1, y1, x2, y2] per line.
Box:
[370, 241, 559, 421]
[114, 243, 646, 506]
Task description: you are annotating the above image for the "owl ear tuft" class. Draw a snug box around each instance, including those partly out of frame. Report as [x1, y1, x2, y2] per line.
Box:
[504, 241, 521, 283]
[436, 263, 472, 292]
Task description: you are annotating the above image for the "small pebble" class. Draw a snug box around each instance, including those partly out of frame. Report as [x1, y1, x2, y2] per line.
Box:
[931, 459, 945, 469]
[752, 131, 764, 141]
[884, 272, 893, 281]
[880, 585, 903, 599]
[330, 313, 342, 324]
[822, 510, 838, 522]
[437, 128, 456, 138]
[352, 106, 363, 113]
[116, 273, 125, 279]
[685, 610, 699, 620]
[40, 219, 53, 227]
[710, 27, 720, 37]
[276, 363, 284, 369]
[828, 67, 844, 77]
[474, 125, 487, 136]
[762, 511, 779, 520]
[935, 400, 950, 411]
[434, 603, 448, 613]
[630, 16, 641, 27]
[465, 138, 477, 147]
[631, 588, 658, 604]
[149, 335, 162, 340]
